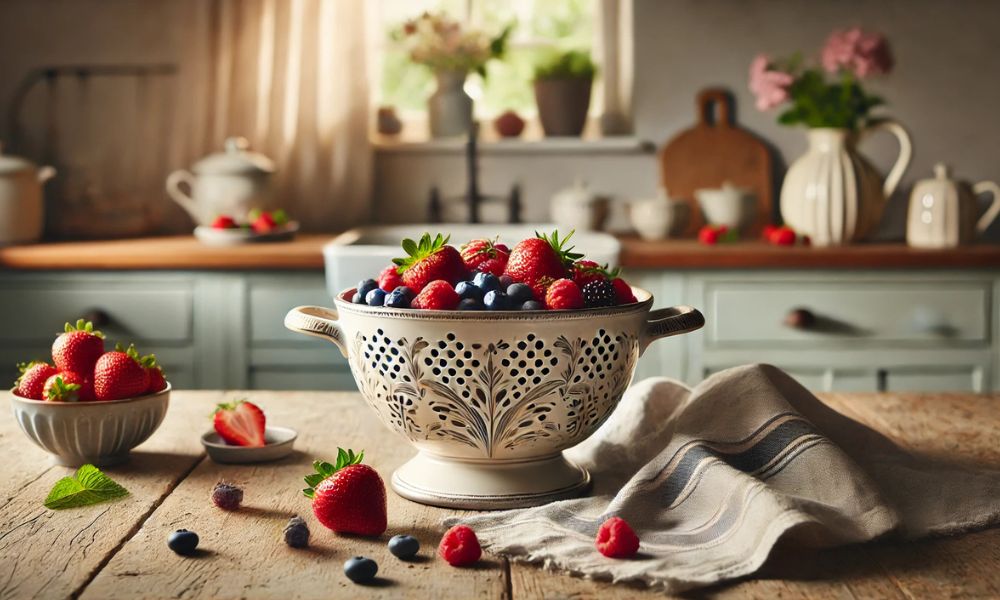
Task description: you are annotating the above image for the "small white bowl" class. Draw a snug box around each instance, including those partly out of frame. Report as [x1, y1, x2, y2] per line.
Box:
[10, 384, 171, 467]
[201, 426, 298, 464]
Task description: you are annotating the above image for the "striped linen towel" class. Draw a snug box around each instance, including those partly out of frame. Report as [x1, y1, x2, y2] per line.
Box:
[445, 364, 1000, 592]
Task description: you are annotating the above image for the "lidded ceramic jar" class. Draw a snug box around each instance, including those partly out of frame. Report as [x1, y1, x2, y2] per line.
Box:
[550, 180, 609, 232]
[166, 137, 275, 225]
[628, 187, 689, 240]
[906, 163, 1000, 248]
[0, 142, 56, 245]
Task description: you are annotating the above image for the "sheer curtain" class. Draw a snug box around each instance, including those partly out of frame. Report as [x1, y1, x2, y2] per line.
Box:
[173, 0, 371, 231]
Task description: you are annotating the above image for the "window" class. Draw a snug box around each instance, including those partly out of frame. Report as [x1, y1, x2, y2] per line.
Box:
[370, 0, 628, 141]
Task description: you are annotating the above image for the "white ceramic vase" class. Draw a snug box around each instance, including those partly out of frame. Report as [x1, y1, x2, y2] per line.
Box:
[428, 71, 473, 138]
[780, 122, 912, 246]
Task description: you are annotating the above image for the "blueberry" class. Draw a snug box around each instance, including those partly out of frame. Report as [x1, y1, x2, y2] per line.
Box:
[365, 288, 387, 306]
[458, 298, 483, 311]
[499, 275, 514, 288]
[395, 286, 416, 300]
[472, 272, 500, 293]
[167, 529, 199, 555]
[357, 279, 379, 299]
[521, 300, 544, 310]
[344, 556, 378, 583]
[484, 290, 509, 310]
[506, 283, 534, 305]
[455, 281, 484, 301]
[388, 534, 421, 560]
[351, 292, 363, 304]
[384, 289, 411, 308]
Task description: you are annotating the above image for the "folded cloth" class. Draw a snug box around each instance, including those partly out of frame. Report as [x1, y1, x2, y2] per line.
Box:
[445, 364, 1000, 592]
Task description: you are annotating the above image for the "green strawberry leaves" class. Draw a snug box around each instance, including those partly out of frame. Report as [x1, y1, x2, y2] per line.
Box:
[62, 319, 105, 339]
[392, 233, 451, 273]
[537, 230, 583, 267]
[302, 448, 364, 499]
[45, 375, 81, 401]
[44, 464, 129, 509]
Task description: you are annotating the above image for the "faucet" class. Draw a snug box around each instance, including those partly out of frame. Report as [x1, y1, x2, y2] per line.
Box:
[428, 122, 521, 224]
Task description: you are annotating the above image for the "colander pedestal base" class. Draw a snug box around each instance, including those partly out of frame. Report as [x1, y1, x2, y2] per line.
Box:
[391, 451, 591, 510]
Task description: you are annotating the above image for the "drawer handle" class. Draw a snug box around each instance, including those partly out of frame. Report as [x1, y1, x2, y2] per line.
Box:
[783, 307, 817, 330]
[81, 309, 111, 328]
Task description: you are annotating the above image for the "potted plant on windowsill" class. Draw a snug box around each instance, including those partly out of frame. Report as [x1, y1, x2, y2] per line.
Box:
[400, 12, 511, 138]
[533, 50, 596, 137]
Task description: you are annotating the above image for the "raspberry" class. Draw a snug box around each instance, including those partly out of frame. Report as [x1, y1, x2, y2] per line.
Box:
[545, 278, 583, 310]
[595, 516, 639, 558]
[581, 280, 616, 308]
[411, 280, 460, 310]
[377, 265, 404, 292]
[438, 524, 481, 566]
[211, 482, 243, 510]
[611, 278, 637, 305]
[284, 515, 310, 548]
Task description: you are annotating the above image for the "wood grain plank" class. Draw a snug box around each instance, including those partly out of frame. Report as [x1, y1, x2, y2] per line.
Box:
[81, 392, 509, 600]
[0, 391, 215, 600]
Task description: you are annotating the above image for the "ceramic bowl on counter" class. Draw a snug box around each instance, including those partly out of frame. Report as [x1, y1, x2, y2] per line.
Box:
[10, 384, 171, 467]
[285, 290, 704, 510]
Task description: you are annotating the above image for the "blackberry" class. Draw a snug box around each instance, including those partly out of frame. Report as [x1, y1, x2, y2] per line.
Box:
[211, 482, 243, 510]
[581, 279, 616, 308]
[283, 515, 310, 548]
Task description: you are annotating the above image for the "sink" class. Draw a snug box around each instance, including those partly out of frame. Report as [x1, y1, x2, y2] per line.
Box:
[323, 224, 621, 297]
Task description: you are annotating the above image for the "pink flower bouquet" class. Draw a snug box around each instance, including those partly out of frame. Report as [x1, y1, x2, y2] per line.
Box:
[749, 27, 893, 129]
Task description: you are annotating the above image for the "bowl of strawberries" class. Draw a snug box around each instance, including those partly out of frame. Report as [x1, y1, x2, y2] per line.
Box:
[286, 231, 704, 509]
[9, 319, 170, 467]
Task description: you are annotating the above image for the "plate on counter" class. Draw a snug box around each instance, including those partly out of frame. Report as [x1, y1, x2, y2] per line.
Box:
[194, 221, 299, 246]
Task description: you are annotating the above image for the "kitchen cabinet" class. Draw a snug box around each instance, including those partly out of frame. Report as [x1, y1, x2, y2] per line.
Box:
[1, 237, 998, 393]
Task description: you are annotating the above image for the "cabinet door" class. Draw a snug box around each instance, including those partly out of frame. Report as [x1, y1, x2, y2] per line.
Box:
[886, 367, 982, 392]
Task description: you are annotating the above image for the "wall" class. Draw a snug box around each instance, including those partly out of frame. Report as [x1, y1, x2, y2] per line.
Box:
[374, 0, 1000, 239]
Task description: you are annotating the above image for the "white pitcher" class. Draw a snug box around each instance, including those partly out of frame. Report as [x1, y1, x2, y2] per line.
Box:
[0, 142, 56, 245]
[906, 163, 1000, 248]
[166, 137, 274, 226]
[780, 121, 912, 246]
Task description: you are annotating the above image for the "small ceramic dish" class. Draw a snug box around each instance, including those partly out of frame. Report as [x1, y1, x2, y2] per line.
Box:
[201, 426, 298, 463]
[10, 384, 171, 467]
[194, 221, 299, 247]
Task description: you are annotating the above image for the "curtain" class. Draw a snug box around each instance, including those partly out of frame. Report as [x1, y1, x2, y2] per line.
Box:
[172, 0, 371, 232]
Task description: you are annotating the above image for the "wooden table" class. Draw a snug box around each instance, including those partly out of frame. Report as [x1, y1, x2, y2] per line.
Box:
[3, 391, 1000, 599]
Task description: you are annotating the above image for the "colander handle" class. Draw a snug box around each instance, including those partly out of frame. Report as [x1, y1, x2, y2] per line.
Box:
[640, 305, 705, 354]
[284, 306, 348, 358]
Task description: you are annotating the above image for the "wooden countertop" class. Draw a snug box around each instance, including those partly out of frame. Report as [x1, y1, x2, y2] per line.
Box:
[3, 390, 1000, 599]
[1, 234, 999, 271]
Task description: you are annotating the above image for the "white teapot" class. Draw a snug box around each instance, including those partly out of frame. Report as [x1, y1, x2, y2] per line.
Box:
[628, 188, 689, 240]
[906, 163, 1000, 248]
[166, 137, 274, 225]
[0, 142, 56, 245]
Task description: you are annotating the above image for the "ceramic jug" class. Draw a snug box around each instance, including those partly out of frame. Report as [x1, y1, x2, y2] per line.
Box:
[0, 142, 56, 245]
[166, 137, 274, 225]
[780, 121, 912, 246]
[906, 163, 1000, 248]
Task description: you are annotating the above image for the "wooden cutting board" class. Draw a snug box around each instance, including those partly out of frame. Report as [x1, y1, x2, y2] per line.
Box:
[659, 88, 773, 236]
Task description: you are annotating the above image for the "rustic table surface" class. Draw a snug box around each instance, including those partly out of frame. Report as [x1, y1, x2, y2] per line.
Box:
[2, 391, 999, 599]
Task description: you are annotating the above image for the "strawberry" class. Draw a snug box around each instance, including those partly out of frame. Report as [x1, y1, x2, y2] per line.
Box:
[303, 448, 387, 536]
[213, 399, 266, 447]
[93, 344, 150, 401]
[571, 259, 620, 288]
[761, 224, 779, 241]
[545, 278, 584, 310]
[377, 264, 405, 292]
[140, 352, 167, 393]
[411, 280, 460, 310]
[529, 275, 555, 306]
[13, 361, 58, 400]
[211, 215, 237, 229]
[43, 371, 94, 402]
[698, 225, 720, 245]
[503, 231, 581, 290]
[768, 225, 797, 246]
[611, 278, 637, 305]
[393, 233, 467, 292]
[52, 319, 105, 374]
[460, 238, 510, 276]
[251, 211, 277, 233]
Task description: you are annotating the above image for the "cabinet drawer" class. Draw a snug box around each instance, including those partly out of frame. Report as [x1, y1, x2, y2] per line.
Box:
[249, 279, 331, 344]
[707, 282, 989, 345]
[0, 280, 193, 343]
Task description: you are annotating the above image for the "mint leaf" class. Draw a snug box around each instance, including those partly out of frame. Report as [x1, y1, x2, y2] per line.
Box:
[44, 464, 129, 509]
